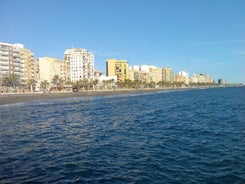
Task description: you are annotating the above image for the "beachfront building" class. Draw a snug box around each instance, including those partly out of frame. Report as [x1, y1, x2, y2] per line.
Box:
[0, 42, 35, 90]
[174, 74, 186, 84]
[20, 47, 35, 86]
[37, 57, 69, 85]
[94, 70, 103, 80]
[106, 59, 129, 82]
[0, 42, 23, 78]
[129, 65, 162, 85]
[162, 67, 174, 83]
[190, 74, 215, 84]
[149, 67, 162, 84]
[64, 48, 94, 82]
[177, 71, 189, 85]
[218, 78, 227, 85]
[96, 75, 117, 90]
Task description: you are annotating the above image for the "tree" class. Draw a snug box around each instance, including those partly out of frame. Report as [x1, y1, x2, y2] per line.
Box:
[27, 79, 36, 92]
[40, 80, 49, 92]
[52, 75, 64, 88]
[148, 81, 155, 88]
[65, 78, 73, 86]
[1, 74, 21, 92]
[1, 76, 11, 92]
[92, 79, 98, 86]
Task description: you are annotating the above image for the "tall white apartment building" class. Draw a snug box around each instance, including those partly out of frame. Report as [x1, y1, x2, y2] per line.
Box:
[64, 48, 94, 82]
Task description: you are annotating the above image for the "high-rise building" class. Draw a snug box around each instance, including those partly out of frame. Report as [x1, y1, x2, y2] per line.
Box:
[20, 47, 35, 85]
[64, 48, 94, 82]
[106, 59, 129, 82]
[149, 67, 162, 84]
[0, 42, 35, 84]
[0, 42, 22, 78]
[162, 67, 174, 82]
[218, 78, 226, 85]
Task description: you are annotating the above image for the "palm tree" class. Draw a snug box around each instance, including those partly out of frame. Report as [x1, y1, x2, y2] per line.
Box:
[1, 76, 11, 92]
[40, 80, 49, 92]
[92, 79, 99, 90]
[27, 79, 36, 92]
[83, 79, 89, 90]
[52, 75, 64, 91]
[1, 74, 21, 92]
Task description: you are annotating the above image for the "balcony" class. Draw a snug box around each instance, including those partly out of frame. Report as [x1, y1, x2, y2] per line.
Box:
[1, 66, 10, 71]
[0, 50, 9, 55]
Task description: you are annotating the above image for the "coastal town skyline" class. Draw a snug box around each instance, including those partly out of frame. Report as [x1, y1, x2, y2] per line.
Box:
[0, 41, 219, 87]
[1, 0, 244, 83]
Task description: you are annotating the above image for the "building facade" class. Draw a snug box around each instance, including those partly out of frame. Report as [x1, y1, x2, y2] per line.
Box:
[162, 67, 174, 82]
[64, 48, 94, 82]
[178, 71, 189, 85]
[106, 59, 129, 82]
[20, 47, 35, 85]
[0, 42, 22, 78]
[190, 74, 214, 84]
[37, 57, 69, 84]
[0, 42, 35, 85]
[174, 74, 186, 84]
[149, 67, 162, 84]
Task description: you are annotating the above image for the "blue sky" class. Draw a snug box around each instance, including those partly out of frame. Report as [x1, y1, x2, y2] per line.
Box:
[1, 0, 244, 83]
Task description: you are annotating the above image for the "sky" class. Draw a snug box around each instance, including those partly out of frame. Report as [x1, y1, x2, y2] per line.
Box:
[1, 0, 244, 83]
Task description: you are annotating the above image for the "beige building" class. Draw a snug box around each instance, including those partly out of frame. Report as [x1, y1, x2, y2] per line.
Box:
[129, 65, 162, 84]
[106, 59, 129, 82]
[149, 67, 162, 83]
[190, 74, 214, 84]
[174, 74, 186, 83]
[162, 67, 174, 82]
[37, 57, 69, 84]
[20, 47, 35, 85]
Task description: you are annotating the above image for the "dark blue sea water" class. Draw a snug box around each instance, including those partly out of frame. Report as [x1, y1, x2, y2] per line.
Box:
[0, 87, 245, 184]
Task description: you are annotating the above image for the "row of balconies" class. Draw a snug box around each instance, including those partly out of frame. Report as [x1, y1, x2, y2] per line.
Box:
[0, 50, 19, 55]
[0, 66, 10, 71]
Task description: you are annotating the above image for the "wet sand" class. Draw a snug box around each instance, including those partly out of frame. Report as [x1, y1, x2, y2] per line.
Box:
[0, 88, 168, 105]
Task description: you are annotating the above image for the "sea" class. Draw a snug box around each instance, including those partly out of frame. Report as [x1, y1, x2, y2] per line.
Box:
[0, 87, 244, 184]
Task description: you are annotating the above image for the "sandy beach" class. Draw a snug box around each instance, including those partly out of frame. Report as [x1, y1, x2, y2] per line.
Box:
[0, 88, 170, 105]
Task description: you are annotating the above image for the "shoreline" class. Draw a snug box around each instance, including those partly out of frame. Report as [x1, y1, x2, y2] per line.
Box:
[0, 86, 222, 105]
[0, 88, 170, 105]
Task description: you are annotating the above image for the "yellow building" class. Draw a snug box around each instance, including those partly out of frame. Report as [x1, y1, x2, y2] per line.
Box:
[174, 74, 186, 83]
[162, 67, 174, 82]
[149, 67, 162, 83]
[106, 59, 129, 82]
[20, 47, 35, 85]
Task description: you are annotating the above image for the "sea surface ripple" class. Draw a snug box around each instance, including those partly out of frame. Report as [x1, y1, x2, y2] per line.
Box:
[0, 87, 245, 183]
